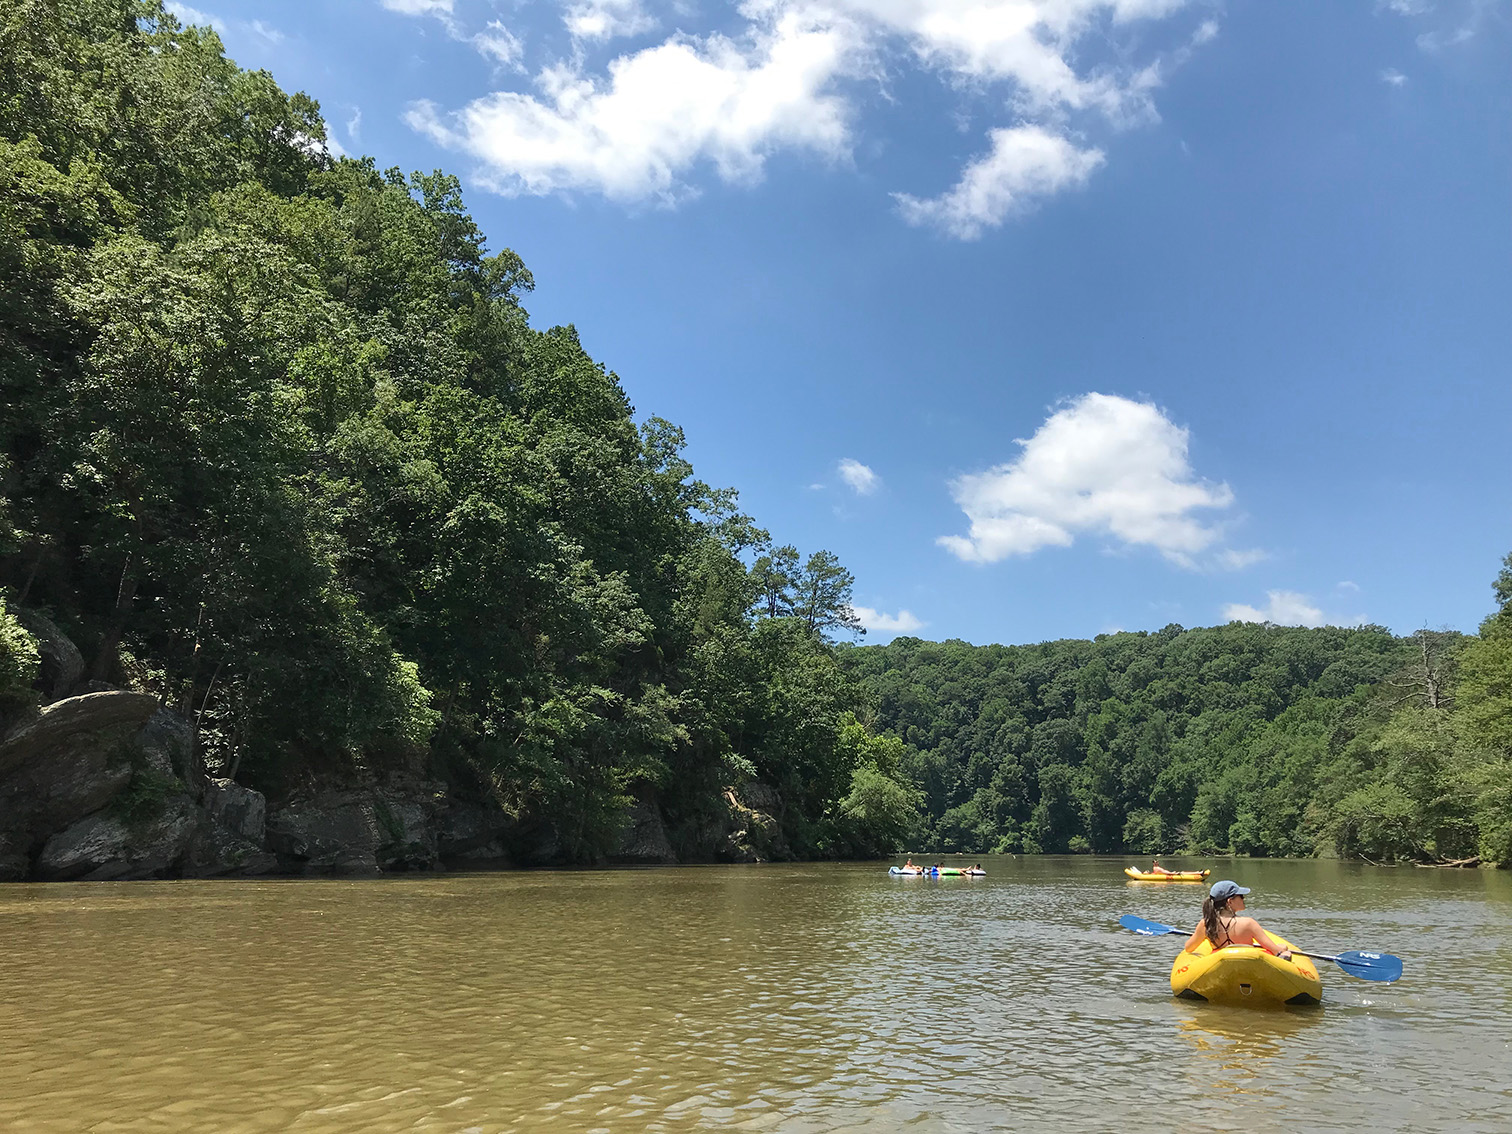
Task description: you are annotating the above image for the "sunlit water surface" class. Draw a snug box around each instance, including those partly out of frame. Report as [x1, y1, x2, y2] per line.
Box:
[2, 857, 1509, 1131]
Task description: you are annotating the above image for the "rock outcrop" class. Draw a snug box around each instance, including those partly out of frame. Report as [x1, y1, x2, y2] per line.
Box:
[266, 781, 447, 874]
[0, 605, 792, 879]
[0, 690, 161, 869]
[35, 794, 200, 881]
[722, 782, 789, 863]
[610, 783, 676, 864]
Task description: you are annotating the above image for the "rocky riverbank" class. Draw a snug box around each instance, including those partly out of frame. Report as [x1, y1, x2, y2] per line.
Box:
[0, 614, 788, 882]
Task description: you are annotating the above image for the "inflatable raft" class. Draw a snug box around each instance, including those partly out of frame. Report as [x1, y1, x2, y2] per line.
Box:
[1170, 934, 1322, 1006]
[888, 867, 986, 876]
[1124, 868, 1210, 882]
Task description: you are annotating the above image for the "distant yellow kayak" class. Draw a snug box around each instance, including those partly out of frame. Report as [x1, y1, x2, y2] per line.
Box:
[1170, 934, 1322, 1006]
[1124, 868, 1211, 882]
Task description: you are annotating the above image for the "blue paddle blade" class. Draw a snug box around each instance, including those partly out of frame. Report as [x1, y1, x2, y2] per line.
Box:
[1119, 914, 1182, 937]
[1331, 950, 1404, 983]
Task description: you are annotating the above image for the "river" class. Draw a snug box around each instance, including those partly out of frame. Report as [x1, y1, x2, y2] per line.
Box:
[1, 856, 1508, 1131]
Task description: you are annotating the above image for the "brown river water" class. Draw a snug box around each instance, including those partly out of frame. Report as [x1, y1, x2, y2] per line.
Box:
[2, 856, 1509, 1132]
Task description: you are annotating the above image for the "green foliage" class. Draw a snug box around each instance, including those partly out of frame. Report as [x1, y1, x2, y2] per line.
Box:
[0, 3, 881, 863]
[110, 767, 182, 828]
[825, 714, 923, 856]
[0, 601, 39, 710]
[845, 566, 1512, 866]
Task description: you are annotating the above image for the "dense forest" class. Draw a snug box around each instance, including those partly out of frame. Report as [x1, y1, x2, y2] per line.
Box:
[0, 0, 918, 864]
[841, 578, 1512, 865]
[1, 1, 1507, 871]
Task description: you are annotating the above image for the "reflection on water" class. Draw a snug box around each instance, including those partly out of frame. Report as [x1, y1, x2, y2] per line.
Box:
[0, 857, 1509, 1131]
[1176, 1004, 1323, 1081]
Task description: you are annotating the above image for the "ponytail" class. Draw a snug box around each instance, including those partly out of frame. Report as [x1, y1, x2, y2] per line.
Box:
[1202, 896, 1228, 946]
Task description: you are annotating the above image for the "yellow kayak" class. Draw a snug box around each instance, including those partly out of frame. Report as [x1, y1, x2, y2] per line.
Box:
[1124, 868, 1211, 882]
[1170, 934, 1322, 1006]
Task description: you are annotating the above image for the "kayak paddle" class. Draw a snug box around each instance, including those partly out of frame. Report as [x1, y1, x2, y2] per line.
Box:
[1118, 914, 1403, 984]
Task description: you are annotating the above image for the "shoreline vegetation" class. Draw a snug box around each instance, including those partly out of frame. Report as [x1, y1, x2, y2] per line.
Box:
[2, 2, 1509, 880]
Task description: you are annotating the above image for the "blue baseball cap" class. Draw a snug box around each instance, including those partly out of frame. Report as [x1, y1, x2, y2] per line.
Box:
[1210, 880, 1250, 901]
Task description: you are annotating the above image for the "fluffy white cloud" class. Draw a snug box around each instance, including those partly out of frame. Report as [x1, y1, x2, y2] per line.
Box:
[808, 0, 1175, 123]
[1380, 67, 1408, 85]
[407, 0, 1210, 212]
[938, 393, 1233, 566]
[853, 606, 926, 633]
[567, 0, 656, 41]
[895, 125, 1104, 238]
[837, 458, 880, 495]
[1222, 591, 1325, 627]
[407, 12, 856, 201]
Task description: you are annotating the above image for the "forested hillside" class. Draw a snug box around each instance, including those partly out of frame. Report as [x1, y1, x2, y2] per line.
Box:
[2, 2, 1506, 875]
[0, 0, 919, 865]
[842, 572, 1512, 865]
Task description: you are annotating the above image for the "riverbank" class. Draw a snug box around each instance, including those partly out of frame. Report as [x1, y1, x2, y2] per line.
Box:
[0, 685, 790, 881]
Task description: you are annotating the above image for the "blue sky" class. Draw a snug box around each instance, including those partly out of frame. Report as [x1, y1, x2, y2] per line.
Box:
[172, 0, 1512, 645]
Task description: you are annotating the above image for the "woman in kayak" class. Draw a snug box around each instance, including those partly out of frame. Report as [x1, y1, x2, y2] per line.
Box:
[1183, 880, 1293, 960]
[1150, 858, 1174, 874]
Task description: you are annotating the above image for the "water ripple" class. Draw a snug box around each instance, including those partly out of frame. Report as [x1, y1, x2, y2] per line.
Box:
[0, 857, 1508, 1131]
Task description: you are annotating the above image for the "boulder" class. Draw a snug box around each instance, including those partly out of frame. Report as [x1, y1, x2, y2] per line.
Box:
[266, 781, 444, 875]
[0, 690, 161, 776]
[35, 794, 199, 881]
[181, 819, 278, 877]
[204, 778, 266, 842]
[611, 783, 676, 864]
[138, 708, 195, 780]
[9, 609, 83, 701]
[0, 690, 158, 864]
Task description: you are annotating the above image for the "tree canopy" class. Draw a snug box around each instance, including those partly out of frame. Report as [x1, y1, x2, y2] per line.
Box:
[0, 0, 898, 863]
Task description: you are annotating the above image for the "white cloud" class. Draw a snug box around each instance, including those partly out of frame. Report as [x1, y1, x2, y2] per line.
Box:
[1380, 67, 1409, 85]
[567, 0, 656, 42]
[853, 606, 926, 633]
[474, 21, 525, 69]
[407, 12, 856, 201]
[1380, 0, 1499, 51]
[247, 18, 283, 43]
[1222, 591, 1326, 627]
[894, 125, 1104, 239]
[1336, 580, 1361, 592]
[1217, 547, 1268, 570]
[837, 458, 881, 495]
[938, 393, 1234, 566]
[407, 0, 1212, 210]
[346, 107, 363, 143]
[381, 0, 453, 14]
[166, 2, 226, 32]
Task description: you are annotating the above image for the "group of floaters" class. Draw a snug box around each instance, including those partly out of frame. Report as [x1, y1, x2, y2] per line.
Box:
[1123, 876, 1404, 1007]
[888, 858, 985, 877]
